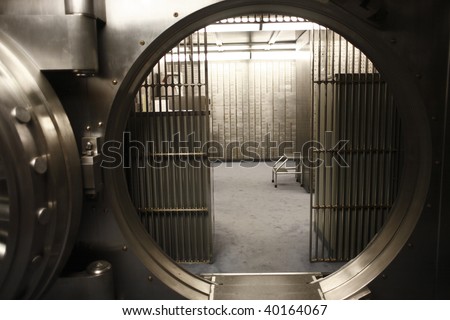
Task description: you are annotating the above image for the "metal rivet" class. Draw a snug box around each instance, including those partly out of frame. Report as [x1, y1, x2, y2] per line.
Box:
[86, 260, 112, 275]
[139, 40, 146, 46]
[381, 274, 387, 279]
[85, 141, 93, 151]
[12, 106, 31, 123]
[148, 276, 153, 282]
[30, 156, 48, 174]
[37, 207, 51, 225]
[112, 79, 118, 85]
[98, 122, 103, 128]
[86, 125, 91, 131]
[86, 142, 95, 154]
[435, 160, 441, 165]
[122, 245, 128, 251]
[32, 255, 43, 265]
[173, 12, 179, 17]
[407, 243, 413, 248]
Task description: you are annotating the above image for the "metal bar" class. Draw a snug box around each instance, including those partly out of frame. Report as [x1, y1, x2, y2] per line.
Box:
[149, 69, 157, 240]
[349, 44, 357, 257]
[336, 33, 344, 260]
[309, 28, 315, 261]
[374, 70, 382, 232]
[323, 28, 330, 259]
[196, 30, 203, 260]
[162, 53, 170, 254]
[143, 76, 150, 236]
[387, 91, 396, 223]
[235, 61, 239, 159]
[188, 34, 195, 259]
[260, 63, 263, 160]
[284, 63, 287, 154]
[330, 30, 337, 259]
[175, 42, 184, 260]
[362, 54, 370, 247]
[201, 28, 208, 260]
[139, 208, 209, 213]
[343, 38, 350, 261]
[381, 78, 390, 226]
[223, 64, 227, 159]
[154, 60, 162, 247]
[394, 105, 402, 197]
[316, 26, 322, 260]
[312, 205, 392, 209]
[356, 48, 363, 253]
[271, 62, 275, 160]
[169, 47, 178, 259]
[368, 64, 376, 239]
[182, 36, 190, 259]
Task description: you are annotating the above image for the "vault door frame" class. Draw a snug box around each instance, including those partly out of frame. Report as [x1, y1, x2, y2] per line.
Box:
[105, 1, 431, 300]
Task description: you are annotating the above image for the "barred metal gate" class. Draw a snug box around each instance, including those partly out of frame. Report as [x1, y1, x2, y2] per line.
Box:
[126, 30, 213, 263]
[310, 27, 402, 262]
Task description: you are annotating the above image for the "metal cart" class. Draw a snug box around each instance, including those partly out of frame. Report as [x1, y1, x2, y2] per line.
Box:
[271, 154, 303, 188]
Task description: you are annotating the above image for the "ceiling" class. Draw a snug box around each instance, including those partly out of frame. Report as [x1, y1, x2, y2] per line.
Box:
[172, 14, 318, 61]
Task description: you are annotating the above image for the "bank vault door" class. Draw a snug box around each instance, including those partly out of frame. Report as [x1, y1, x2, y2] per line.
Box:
[127, 30, 213, 263]
[310, 28, 402, 262]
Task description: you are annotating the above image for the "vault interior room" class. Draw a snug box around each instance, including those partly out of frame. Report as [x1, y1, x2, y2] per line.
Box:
[0, 0, 449, 300]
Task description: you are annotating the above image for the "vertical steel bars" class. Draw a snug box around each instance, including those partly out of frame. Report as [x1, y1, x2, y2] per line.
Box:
[310, 26, 402, 262]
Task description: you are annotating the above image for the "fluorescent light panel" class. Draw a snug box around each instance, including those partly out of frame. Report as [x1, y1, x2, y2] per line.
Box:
[205, 22, 324, 33]
[262, 22, 324, 31]
[206, 23, 260, 33]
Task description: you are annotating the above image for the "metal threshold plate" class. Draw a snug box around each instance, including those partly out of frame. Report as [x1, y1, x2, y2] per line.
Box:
[202, 273, 323, 300]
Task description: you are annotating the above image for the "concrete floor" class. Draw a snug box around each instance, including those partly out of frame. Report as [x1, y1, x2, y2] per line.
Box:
[182, 161, 344, 275]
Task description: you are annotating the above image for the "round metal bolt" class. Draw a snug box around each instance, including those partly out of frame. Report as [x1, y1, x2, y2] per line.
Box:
[87, 260, 112, 276]
[11, 106, 31, 124]
[389, 38, 396, 44]
[407, 243, 413, 248]
[112, 79, 118, 85]
[85, 141, 93, 151]
[37, 207, 51, 225]
[173, 12, 179, 17]
[139, 40, 146, 46]
[86, 125, 91, 131]
[148, 276, 153, 282]
[98, 121, 103, 128]
[381, 274, 387, 279]
[122, 245, 128, 251]
[31, 255, 43, 265]
[30, 155, 48, 174]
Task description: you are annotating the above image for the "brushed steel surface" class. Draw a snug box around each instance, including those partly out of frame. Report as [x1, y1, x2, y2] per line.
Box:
[0, 0, 447, 300]
[0, 15, 98, 71]
[204, 273, 323, 300]
[0, 30, 82, 298]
